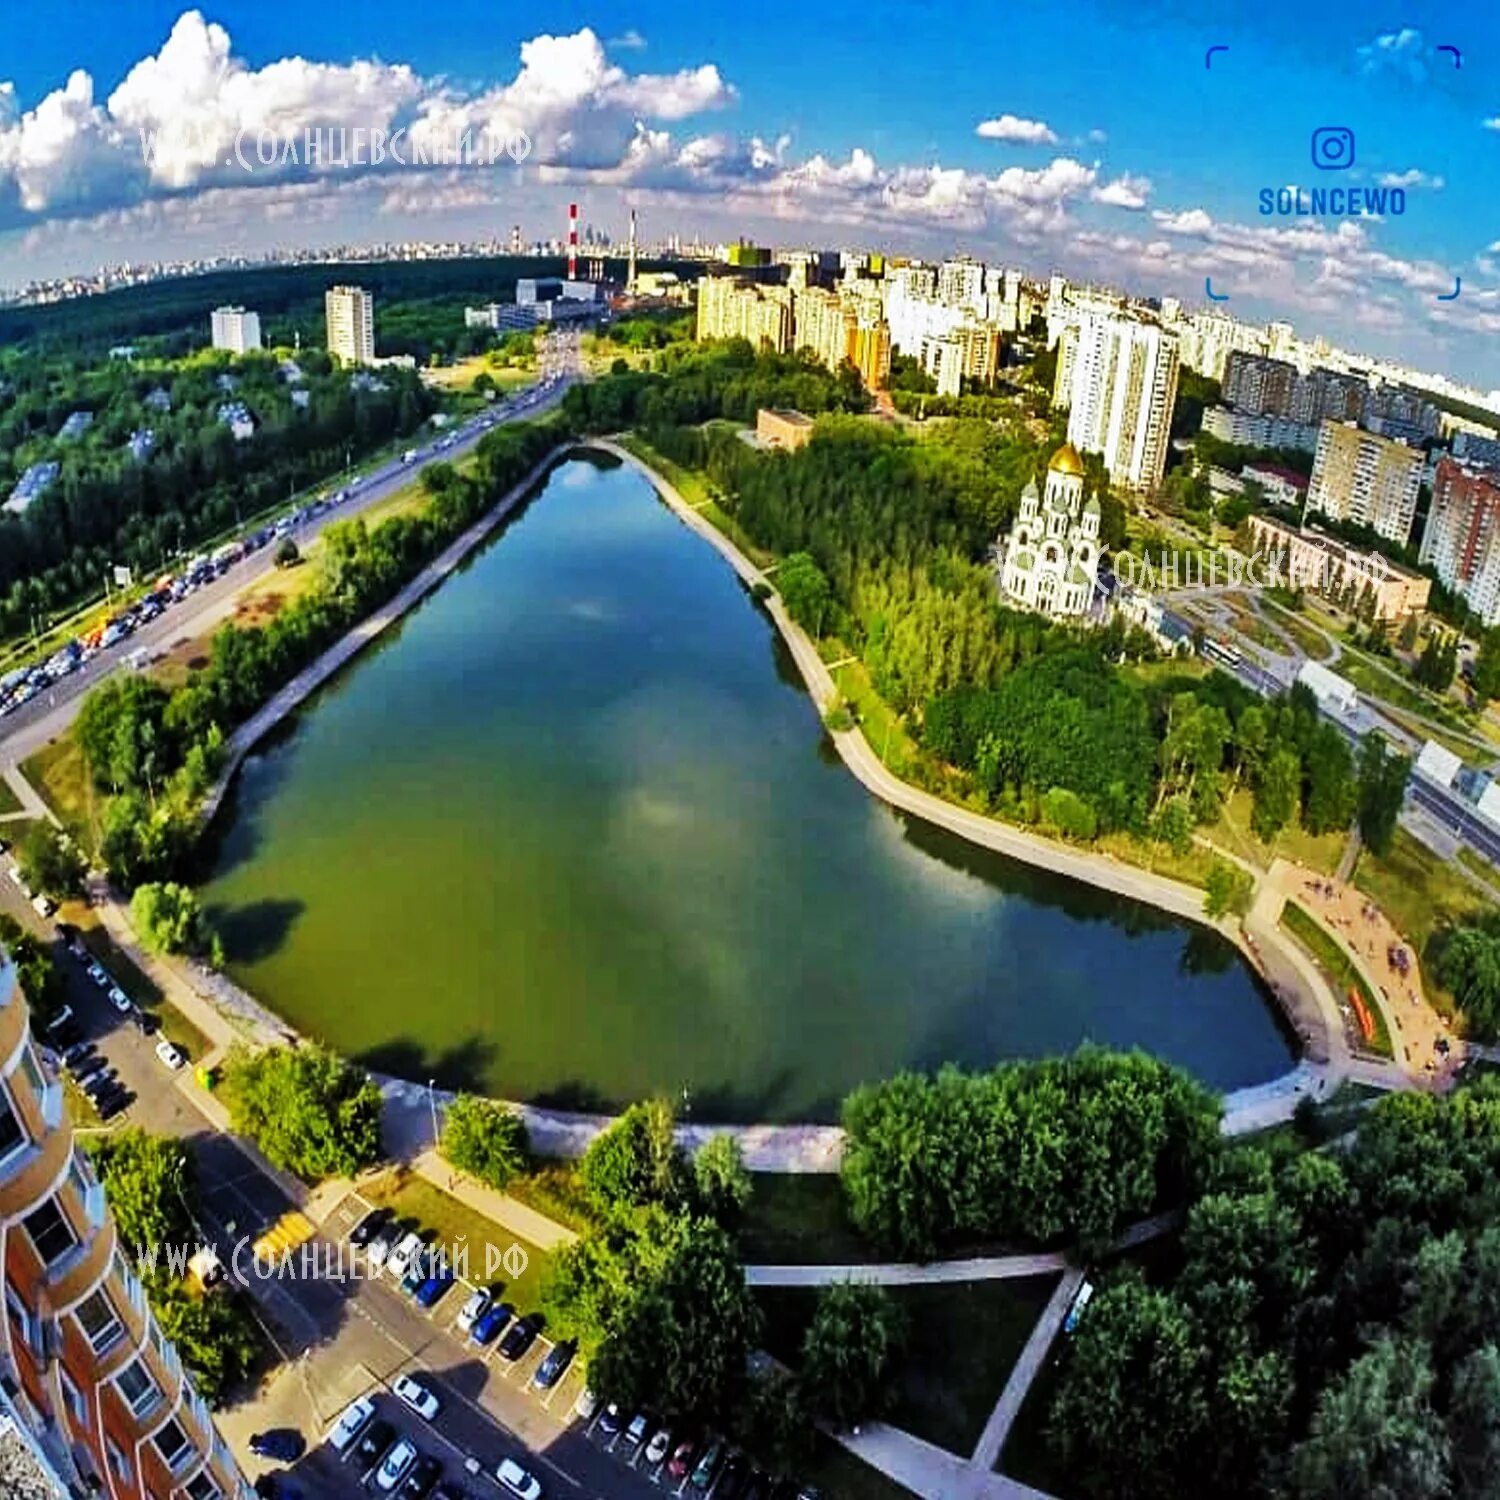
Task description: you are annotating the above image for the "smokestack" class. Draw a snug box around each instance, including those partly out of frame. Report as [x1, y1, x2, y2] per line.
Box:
[568, 202, 579, 280]
[627, 208, 638, 292]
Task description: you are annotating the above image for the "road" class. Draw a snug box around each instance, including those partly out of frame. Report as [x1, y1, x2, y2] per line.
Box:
[0, 334, 579, 769]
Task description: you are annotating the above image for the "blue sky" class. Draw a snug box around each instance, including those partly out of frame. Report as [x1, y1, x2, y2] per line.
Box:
[2, 1, 1497, 386]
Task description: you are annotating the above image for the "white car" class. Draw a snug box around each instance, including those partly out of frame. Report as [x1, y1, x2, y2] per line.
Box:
[456, 1288, 491, 1334]
[392, 1373, 440, 1421]
[572, 1387, 599, 1422]
[496, 1457, 542, 1500]
[645, 1428, 672, 1466]
[374, 1436, 417, 1493]
[155, 1040, 186, 1071]
[366, 1231, 395, 1270]
[107, 986, 131, 1014]
[385, 1231, 424, 1280]
[86, 963, 108, 988]
[326, 1395, 374, 1453]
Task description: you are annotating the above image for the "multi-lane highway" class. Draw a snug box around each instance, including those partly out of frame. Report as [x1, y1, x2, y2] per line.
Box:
[0, 348, 578, 769]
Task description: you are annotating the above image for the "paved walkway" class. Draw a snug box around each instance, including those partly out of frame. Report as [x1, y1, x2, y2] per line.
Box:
[0, 760, 57, 826]
[747, 1252, 1067, 1288]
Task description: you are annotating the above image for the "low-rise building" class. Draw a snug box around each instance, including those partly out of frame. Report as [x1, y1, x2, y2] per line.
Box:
[756, 408, 815, 452]
[5, 462, 59, 516]
[216, 401, 255, 441]
[58, 411, 92, 441]
[1201, 405, 1318, 452]
[1297, 659, 1358, 715]
[1245, 513, 1430, 621]
[1241, 461, 1309, 508]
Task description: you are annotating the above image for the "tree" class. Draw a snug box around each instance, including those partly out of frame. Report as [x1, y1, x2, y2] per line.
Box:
[222, 1044, 383, 1181]
[130, 881, 219, 961]
[1252, 748, 1301, 841]
[151, 1281, 263, 1403]
[735, 1369, 814, 1479]
[1450, 1345, 1500, 1500]
[1473, 628, 1500, 704]
[1289, 1337, 1450, 1500]
[799, 1282, 905, 1431]
[1042, 785, 1098, 842]
[692, 1134, 751, 1224]
[543, 1204, 762, 1421]
[1436, 921, 1500, 1039]
[86, 1129, 193, 1254]
[19, 821, 85, 899]
[1357, 736, 1410, 856]
[776, 552, 832, 634]
[1204, 860, 1254, 920]
[1413, 634, 1458, 693]
[440, 1094, 529, 1191]
[578, 1098, 690, 1214]
[0, 914, 67, 1027]
[274, 536, 300, 568]
[1300, 725, 1356, 835]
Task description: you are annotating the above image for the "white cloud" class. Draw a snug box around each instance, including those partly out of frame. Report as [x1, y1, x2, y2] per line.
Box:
[1376, 168, 1443, 190]
[1153, 207, 1213, 236]
[1092, 173, 1151, 209]
[1357, 27, 1429, 81]
[1485, 117, 1500, 132]
[975, 114, 1057, 145]
[608, 30, 647, 51]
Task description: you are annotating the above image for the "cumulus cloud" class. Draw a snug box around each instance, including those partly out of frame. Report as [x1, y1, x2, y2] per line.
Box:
[1377, 168, 1443, 190]
[1357, 27, 1431, 81]
[975, 114, 1057, 145]
[1092, 173, 1151, 209]
[0, 9, 736, 227]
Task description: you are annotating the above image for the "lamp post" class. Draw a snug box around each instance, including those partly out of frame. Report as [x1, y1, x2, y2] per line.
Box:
[427, 1078, 440, 1151]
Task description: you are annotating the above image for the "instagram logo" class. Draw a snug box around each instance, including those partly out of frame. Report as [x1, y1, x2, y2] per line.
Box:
[1310, 126, 1356, 171]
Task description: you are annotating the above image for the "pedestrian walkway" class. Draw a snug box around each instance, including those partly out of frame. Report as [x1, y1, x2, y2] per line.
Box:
[406, 1148, 578, 1252]
[0, 760, 57, 826]
[747, 1252, 1067, 1287]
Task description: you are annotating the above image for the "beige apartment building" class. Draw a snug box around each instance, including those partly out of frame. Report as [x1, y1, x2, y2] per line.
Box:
[1306, 420, 1423, 545]
[1246, 513, 1430, 621]
[325, 284, 375, 366]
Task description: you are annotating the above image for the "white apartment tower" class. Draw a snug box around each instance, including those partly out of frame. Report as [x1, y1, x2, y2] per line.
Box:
[210, 305, 261, 354]
[1057, 313, 1181, 492]
[325, 285, 375, 365]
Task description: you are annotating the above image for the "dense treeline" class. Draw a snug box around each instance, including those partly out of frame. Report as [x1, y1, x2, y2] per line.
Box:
[561, 338, 869, 431]
[840, 1047, 1222, 1259]
[71, 420, 561, 887]
[0, 347, 432, 635]
[1048, 1081, 1500, 1500]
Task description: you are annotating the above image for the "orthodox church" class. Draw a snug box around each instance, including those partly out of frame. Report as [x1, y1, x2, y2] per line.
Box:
[997, 442, 1102, 617]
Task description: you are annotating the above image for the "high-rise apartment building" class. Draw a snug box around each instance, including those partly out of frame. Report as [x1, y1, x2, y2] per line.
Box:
[1420, 458, 1500, 624]
[325, 285, 375, 365]
[0, 954, 248, 1500]
[208, 307, 260, 355]
[695, 276, 793, 353]
[1223, 351, 1299, 416]
[1306, 421, 1423, 545]
[1056, 313, 1180, 492]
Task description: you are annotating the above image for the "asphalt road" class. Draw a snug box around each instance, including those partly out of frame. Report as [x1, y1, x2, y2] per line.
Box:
[0, 358, 575, 769]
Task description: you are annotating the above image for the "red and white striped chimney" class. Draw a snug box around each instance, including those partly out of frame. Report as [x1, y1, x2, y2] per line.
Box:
[567, 202, 579, 280]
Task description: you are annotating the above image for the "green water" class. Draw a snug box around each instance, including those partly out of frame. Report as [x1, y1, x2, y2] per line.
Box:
[202, 453, 1294, 1121]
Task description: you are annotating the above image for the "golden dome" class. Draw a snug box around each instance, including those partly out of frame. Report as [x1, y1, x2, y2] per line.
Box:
[1048, 442, 1086, 477]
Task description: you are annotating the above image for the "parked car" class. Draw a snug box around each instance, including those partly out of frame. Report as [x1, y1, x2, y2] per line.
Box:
[667, 1441, 696, 1482]
[716, 1452, 749, 1500]
[571, 1387, 598, 1422]
[495, 1458, 542, 1500]
[250, 1430, 305, 1462]
[644, 1429, 672, 1466]
[415, 1265, 454, 1308]
[367, 1230, 396, 1271]
[350, 1208, 392, 1248]
[155, 1040, 186, 1071]
[596, 1403, 623, 1437]
[97, 1088, 132, 1119]
[456, 1288, 491, 1334]
[398, 1455, 442, 1500]
[471, 1302, 515, 1345]
[85, 963, 108, 988]
[351, 1417, 395, 1474]
[691, 1439, 725, 1491]
[375, 1437, 418, 1493]
[401, 1251, 433, 1297]
[82, 1071, 117, 1100]
[107, 986, 131, 1014]
[385, 1231, 424, 1280]
[532, 1341, 574, 1389]
[392, 1373, 440, 1421]
[498, 1313, 542, 1361]
[623, 1412, 651, 1449]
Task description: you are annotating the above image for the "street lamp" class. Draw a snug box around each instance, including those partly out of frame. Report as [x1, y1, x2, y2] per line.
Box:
[427, 1078, 440, 1150]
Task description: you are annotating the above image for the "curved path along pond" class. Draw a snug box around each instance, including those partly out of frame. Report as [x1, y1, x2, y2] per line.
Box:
[201, 453, 1294, 1122]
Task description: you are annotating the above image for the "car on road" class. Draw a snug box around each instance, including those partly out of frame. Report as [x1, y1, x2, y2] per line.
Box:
[456, 1287, 491, 1333]
[532, 1340, 574, 1390]
[398, 1454, 442, 1500]
[470, 1301, 514, 1345]
[385, 1231, 424, 1280]
[498, 1313, 542, 1361]
[155, 1040, 186, 1070]
[85, 962, 108, 988]
[644, 1429, 672, 1467]
[415, 1264, 454, 1307]
[392, 1373, 440, 1421]
[328, 1396, 376, 1454]
[375, 1436, 418, 1492]
[351, 1417, 396, 1476]
[495, 1458, 542, 1500]
[250, 1430, 306, 1462]
[107, 985, 131, 1014]
[351, 1208, 392, 1248]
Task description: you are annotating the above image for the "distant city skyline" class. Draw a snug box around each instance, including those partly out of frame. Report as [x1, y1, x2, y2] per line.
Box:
[1, 2, 1496, 386]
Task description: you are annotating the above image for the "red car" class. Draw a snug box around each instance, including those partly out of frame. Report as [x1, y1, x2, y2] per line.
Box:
[668, 1441, 697, 1482]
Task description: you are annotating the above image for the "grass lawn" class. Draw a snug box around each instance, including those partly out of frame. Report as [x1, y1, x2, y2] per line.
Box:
[757, 1276, 1059, 1458]
[22, 738, 100, 856]
[1207, 786, 1348, 876]
[997, 1339, 1071, 1493]
[1259, 598, 1334, 661]
[1282, 901, 1392, 1056]
[829, 658, 922, 781]
[504, 1161, 597, 1236]
[800, 1434, 919, 1500]
[0, 778, 20, 816]
[361, 1168, 551, 1312]
[1458, 846, 1500, 887]
[737, 1174, 878, 1266]
[67, 911, 213, 1061]
[1353, 829, 1492, 1019]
